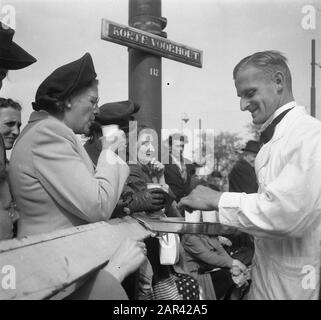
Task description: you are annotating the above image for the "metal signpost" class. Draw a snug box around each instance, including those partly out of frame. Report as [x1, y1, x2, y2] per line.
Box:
[101, 0, 203, 148]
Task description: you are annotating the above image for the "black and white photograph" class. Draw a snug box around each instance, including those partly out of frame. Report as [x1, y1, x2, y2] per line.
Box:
[0, 0, 321, 303]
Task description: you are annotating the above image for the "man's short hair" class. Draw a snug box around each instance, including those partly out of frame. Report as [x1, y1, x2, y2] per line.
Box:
[233, 51, 292, 90]
[0, 98, 22, 111]
[168, 133, 188, 146]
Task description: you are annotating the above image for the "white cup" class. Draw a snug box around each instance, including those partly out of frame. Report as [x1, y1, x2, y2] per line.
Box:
[146, 182, 161, 190]
[146, 183, 169, 193]
[102, 124, 119, 139]
[202, 210, 219, 223]
[185, 210, 201, 223]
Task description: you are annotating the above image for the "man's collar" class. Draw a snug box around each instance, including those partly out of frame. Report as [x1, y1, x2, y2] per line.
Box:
[171, 154, 181, 165]
[259, 101, 296, 132]
[170, 154, 184, 169]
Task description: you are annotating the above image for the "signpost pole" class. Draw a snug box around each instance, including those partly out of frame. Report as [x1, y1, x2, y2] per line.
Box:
[102, 1, 202, 160]
[128, 0, 167, 156]
[311, 39, 316, 117]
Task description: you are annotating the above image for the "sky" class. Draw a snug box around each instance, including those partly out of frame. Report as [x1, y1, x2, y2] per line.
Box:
[1, 0, 320, 147]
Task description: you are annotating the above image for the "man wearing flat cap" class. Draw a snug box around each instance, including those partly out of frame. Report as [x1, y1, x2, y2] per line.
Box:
[225, 141, 259, 264]
[84, 100, 140, 165]
[0, 21, 36, 240]
[228, 140, 259, 194]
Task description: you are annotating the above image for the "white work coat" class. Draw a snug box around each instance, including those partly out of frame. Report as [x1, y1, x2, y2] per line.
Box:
[219, 104, 321, 299]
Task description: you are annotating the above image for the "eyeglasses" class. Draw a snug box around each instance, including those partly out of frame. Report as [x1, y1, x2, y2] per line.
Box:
[92, 96, 100, 110]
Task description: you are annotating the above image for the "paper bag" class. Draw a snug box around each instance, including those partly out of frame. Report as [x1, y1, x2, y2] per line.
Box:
[159, 233, 180, 265]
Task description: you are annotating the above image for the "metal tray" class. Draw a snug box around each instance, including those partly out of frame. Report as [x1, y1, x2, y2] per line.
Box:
[133, 215, 237, 236]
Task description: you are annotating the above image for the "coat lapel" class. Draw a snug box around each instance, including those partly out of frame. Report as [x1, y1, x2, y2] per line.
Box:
[256, 106, 306, 174]
[255, 142, 271, 174]
[270, 106, 306, 144]
[170, 163, 184, 182]
[75, 137, 95, 173]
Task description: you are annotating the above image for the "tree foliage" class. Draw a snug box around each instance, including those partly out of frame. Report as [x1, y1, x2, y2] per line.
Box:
[245, 122, 261, 140]
[214, 132, 243, 176]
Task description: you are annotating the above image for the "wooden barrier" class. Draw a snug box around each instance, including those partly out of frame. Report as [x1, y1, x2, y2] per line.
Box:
[0, 217, 151, 300]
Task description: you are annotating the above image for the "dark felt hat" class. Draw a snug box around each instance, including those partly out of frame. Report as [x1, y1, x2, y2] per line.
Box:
[33, 52, 97, 110]
[242, 140, 260, 154]
[0, 22, 36, 70]
[95, 100, 140, 127]
[211, 170, 222, 178]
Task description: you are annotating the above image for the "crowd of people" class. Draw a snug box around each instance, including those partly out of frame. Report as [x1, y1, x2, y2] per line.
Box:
[1, 20, 321, 301]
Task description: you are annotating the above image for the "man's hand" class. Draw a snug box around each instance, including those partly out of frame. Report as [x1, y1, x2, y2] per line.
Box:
[103, 238, 147, 283]
[177, 185, 223, 212]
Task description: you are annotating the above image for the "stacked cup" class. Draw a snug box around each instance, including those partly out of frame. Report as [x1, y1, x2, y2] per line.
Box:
[185, 210, 202, 223]
[184, 210, 219, 223]
[101, 124, 119, 139]
[202, 210, 219, 223]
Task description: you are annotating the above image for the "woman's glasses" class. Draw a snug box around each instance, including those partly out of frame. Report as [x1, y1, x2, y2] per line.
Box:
[92, 96, 100, 110]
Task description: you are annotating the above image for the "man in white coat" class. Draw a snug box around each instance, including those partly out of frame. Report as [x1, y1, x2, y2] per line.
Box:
[178, 50, 321, 300]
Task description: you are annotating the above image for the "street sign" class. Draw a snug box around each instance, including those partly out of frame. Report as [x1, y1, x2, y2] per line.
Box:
[101, 18, 203, 68]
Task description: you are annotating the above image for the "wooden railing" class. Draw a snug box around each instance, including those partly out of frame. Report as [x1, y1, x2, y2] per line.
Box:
[0, 217, 150, 300]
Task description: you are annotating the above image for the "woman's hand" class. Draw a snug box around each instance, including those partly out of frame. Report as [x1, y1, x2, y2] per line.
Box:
[218, 236, 232, 247]
[230, 260, 250, 288]
[149, 158, 164, 176]
[103, 238, 147, 283]
[149, 158, 166, 184]
[230, 259, 247, 276]
[128, 189, 167, 213]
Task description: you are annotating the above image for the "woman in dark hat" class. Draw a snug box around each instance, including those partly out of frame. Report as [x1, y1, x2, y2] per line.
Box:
[84, 100, 140, 165]
[9, 52, 127, 235]
[0, 22, 36, 240]
[8, 53, 146, 299]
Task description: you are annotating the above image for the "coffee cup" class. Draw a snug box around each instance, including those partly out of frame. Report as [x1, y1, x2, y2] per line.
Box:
[102, 124, 119, 139]
[185, 210, 201, 223]
[146, 183, 168, 193]
[202, 210, 219, 223]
